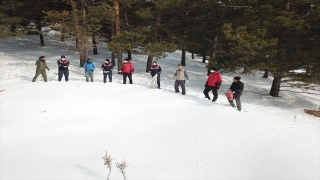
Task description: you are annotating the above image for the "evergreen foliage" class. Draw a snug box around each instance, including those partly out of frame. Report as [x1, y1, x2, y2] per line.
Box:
[0, 0, 319, 95]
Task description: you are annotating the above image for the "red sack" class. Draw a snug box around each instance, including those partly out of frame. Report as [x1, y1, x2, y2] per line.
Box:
[225, 91, 234, 100]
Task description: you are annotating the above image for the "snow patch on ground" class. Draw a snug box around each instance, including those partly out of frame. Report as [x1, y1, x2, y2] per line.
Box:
[0, 35, 319, 180]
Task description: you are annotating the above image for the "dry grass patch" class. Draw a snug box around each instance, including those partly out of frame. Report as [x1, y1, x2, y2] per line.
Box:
[304, 107, 320, 117]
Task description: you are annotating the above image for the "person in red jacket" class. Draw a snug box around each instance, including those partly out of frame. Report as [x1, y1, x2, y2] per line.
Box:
[119, 58, 134, 84]
[203, 67, 222, 102]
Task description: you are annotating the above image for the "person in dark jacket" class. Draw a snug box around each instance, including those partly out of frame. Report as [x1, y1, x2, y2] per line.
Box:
[203, 67, 222, 102]
[119, 58, 134, 84]
[228, 76, 244, 111]
[101, 59, 114, 83]
[32, 56, 50, 82]
[149, 61, 162, 89]
[57, 55, 69, 82]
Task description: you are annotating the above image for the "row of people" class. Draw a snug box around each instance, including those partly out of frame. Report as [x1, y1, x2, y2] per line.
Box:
[32, 55, 243, 111]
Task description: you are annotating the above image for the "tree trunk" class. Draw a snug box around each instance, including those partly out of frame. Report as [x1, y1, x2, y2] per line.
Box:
[209, 36, 218, 66]
[269, 76, 282, 97]
[92, 35, 98, 55]
[71, 0, 88, 67]
[36, 21, 45, 46]
[111, 21, 116, 65]
[202, 52, 206, 63]
[114, 0, 122, 73]
[306, 65, 312, 75]
[127, 50, 132, 60]
[117, 49, 122, 74]
[181, 47, 186, 66]
[263, 69, 269, 78]
[243, 67, 249, 74]
[111, 50, 116, 65]
[146, 56, 153, 72]
[191, 52, 194, 59]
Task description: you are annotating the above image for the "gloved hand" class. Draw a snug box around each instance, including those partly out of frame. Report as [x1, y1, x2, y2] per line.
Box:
[217, 86, 220, 89]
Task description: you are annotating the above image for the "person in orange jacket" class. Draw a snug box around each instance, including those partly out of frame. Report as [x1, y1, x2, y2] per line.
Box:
[119, 58, 134, 84]
[203, 67, 222, 102]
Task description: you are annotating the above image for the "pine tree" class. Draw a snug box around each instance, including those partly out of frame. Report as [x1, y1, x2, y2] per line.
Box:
[220, 0, 319, 96]
[0, 0, 24, 38]
[46, 0, 113, 67]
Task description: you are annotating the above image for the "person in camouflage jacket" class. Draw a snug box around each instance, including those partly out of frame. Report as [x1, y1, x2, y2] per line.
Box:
[32, 56, 50, 82]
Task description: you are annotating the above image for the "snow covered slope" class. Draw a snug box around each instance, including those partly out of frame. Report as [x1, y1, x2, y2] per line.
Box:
[0, 35, 319, 180]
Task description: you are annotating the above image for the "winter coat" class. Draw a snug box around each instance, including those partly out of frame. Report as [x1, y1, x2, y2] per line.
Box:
[229, 81, 244, 93]
[57, 59, 69, 70]
[150, 65, 162, 76]
[35, 60, 49, 71]
[174, 69, 189, 80]
[121, 62, 134, 73]
[205, 71, 222, 88]
[101, 63, 114, 73]
[83, 61, 96, 71]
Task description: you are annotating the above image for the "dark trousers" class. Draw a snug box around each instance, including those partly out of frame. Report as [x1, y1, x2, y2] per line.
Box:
[103, 73, 112, 83]
[123, 73, 132, 84]
[152, 74, 161, 87]
[58, 69, 69, 81]
[228, 93, 242, 111]
[174, 80, 186, 94]
[203, 86, 218, 101]
[32, 70, 47, 82]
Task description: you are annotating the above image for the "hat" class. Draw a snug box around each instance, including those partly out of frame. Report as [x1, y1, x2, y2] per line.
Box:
[211, 67, 218, 71]
[234, 76, 241, 81]
[61, 55, 66, 58]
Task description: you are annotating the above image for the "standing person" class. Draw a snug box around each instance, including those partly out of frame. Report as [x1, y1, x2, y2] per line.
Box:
[101, 59, 114, 83]
[83, 58, 96, 82]
[119, 58, 134, 84]
[203, 67, 222, 102]
[149, 61, 162, 89]
[228, 76, 244, 111]
[32, 56, 50, 82]
[174, 64, 189, 95]
[57, 55, 69, 82]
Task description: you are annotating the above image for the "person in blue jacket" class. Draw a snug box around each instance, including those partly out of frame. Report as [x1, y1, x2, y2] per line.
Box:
[149, 61, 162, 89]
[101, 59, 114, 83]
[83, 58, 96, 82]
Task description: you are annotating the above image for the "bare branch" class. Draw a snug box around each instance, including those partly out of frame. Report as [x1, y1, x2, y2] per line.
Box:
[102, 151, 113, 180]
[116, 160, 129, 180]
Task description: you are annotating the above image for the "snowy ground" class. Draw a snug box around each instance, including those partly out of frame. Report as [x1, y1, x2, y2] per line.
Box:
[0, 34, 319, 180]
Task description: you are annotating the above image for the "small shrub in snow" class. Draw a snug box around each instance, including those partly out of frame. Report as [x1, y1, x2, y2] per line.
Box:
[102, 151, 129, 180]
[102, 151, 113, 180]
[116, 160, 129, 180]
